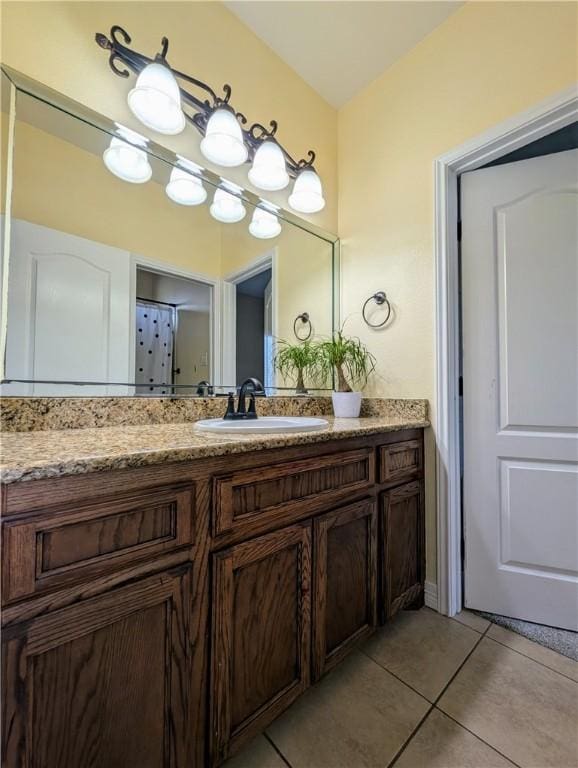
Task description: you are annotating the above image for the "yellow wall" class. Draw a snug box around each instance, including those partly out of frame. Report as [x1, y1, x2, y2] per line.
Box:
[0, 111, 8, 213]
[0, 1, 337, 232]
[338, 1, 578, 580]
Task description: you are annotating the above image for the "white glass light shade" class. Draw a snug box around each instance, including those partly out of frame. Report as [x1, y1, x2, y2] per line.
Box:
[103, 136, 152, 184]
[166, 166, 207, 206]
[288, 169, 325, 213]
[200, 108, 248, 167]
[249, 208, 281, 239]
[128, 62, 185, 135]
[248, 140, 289, 191]
[210, 184, 246, 223]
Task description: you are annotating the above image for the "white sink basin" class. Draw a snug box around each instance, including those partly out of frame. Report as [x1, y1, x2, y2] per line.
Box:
[195, 416, 329, 434]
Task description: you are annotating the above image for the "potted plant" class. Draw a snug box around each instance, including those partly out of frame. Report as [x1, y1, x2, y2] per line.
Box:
[316, 329, 376, 417]
[274, 339, 318, 395]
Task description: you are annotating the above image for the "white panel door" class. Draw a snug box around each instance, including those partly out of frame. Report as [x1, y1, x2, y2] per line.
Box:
[462, 149, 578, 631]
[4, 220, 132, 395]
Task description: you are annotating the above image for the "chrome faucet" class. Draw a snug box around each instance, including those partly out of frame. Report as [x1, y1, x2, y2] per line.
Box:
[223, 378, 265, 420]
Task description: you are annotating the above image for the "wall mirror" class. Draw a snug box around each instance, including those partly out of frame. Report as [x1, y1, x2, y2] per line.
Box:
[0, 68, 339, 396]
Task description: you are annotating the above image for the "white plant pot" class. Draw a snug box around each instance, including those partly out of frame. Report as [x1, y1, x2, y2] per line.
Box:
[332, 391, 362, 418]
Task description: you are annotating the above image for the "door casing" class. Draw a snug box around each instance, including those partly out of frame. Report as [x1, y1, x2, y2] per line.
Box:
[434, 85, 578, 617]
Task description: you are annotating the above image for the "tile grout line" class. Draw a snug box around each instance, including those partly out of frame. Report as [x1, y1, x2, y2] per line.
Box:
[386, 621, 491, 768]
[433, 623, 524, 768]
[448, 616, 489, 635]
[457, 613, 578, 678]
[264, 730, 293, 768]
[432, 622, 490, 705]
[434, 707, 523, 768]
[359, 647, 437, 703]
[385, 702, 436, 768]
[482, 635, 578, 684]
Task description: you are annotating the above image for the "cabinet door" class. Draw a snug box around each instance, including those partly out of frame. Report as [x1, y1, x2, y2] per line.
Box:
[381, 481, 425, 620]
[2, 567, 192, 768]
[312, 499, 377, 680]
[211, 523, 311, 764]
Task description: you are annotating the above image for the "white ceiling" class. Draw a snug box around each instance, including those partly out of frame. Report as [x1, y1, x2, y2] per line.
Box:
[225, 1, 463, 108]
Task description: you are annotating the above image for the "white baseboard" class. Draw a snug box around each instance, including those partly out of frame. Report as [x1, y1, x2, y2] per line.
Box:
[424, 580, 439, 611]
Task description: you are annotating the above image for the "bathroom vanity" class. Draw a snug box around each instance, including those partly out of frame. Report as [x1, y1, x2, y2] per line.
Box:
[1, 66, 426, 768]
[1, 416, 426, 767]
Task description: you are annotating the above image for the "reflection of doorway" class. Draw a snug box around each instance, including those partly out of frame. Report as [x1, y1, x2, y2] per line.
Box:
[222, 250, 277, 390]
[235, 268, 272, 387]
[135, 267, 212, 394]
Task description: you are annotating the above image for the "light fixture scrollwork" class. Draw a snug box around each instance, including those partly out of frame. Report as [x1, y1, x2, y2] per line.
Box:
[95, 26, 325, 213]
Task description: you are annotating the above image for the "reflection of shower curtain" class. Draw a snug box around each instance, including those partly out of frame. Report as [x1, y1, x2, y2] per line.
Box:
[135, 301, 174, 394]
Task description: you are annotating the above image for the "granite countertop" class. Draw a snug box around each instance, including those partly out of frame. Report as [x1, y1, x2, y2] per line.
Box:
[0, 415, 429, 485]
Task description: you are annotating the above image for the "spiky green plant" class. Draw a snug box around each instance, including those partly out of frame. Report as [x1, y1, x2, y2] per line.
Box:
[274, 339, 319, 394]
[315, 329, 376, 392]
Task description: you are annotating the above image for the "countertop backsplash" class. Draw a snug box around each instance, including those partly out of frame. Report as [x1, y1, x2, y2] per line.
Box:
[0, 396, 428, 433]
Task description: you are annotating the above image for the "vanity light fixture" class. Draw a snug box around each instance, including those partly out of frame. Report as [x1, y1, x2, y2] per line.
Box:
[96, 26, 324, 212]
[200, 107, 248, 167]
[166, 157, 207, 205]
[248, 140, 289, 191]
[103, 125, 152, 183]
[249, 203, 282, 239]
[210, 181, 246, 224]
[128, 60, 185, 135]
[288, 168, 326, 214]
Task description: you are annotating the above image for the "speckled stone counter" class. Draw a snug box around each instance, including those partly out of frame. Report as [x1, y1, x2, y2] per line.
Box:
[0, 415, 429, 485]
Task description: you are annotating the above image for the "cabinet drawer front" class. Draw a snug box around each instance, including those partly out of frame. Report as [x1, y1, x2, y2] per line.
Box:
[2, 487, 194, 603]
[213, 448, 374, 538]
[379, 439, 423, 484]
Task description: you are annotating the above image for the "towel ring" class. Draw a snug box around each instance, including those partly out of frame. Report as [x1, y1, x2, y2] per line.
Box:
[362, 291, 391, 329]
[293, 312, 312, 341]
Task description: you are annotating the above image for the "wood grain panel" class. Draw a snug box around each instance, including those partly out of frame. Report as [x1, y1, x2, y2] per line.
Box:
[313, 499, 377, 680]
[378, 439, 423, 484]
[211, 523, 311, 764]
[231, 547, 298, 729]
[213, 448, 374, 538]
[2, 566, 192, 768]
[381, 481, 425, 620]
[39, 503, 174, 571]
[2, 487, 194, 603]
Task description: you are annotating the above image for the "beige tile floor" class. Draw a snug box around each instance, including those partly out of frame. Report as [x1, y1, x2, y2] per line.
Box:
[224, 608, 578, 768]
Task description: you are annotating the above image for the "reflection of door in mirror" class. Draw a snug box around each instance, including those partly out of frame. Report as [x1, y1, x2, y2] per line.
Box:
[135, 268, 212, 395]
[4, 220, 132, 395]
[235, 267, 273, 389]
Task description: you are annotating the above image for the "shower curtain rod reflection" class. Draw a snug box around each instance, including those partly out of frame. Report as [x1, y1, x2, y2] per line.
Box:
[137, 296, 179, 308]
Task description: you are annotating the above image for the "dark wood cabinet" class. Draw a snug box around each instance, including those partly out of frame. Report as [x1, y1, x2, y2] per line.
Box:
[1, 427, 425, 767]
[381, 480, 425, 620]
[2, 566, 192, 768]
[312, 498, 377, 680]
[210, 523, 312, 764]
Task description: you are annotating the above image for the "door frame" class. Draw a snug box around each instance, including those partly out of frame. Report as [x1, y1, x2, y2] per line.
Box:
[221, 248, 278, 389]
[131, 254, 221, 389]
[434, 85, 578, 617]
